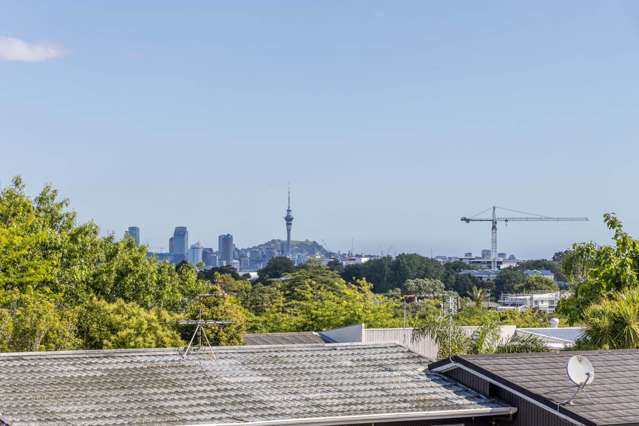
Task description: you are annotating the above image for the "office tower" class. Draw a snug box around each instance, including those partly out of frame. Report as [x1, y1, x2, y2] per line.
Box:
[188, 242, 204, 265]
[170, 226, 189, 263]
[126, 226, 140, 245]
[202, 248, 218, 268]
[284, 187, 294, 257]
[218, 234, 234, 266]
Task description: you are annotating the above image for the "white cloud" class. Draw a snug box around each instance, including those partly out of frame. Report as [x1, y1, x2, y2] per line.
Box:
[0, 36, 66, 62]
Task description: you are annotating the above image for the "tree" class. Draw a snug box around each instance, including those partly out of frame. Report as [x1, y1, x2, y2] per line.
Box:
[183, 286, 247, 346]
[412, 316, 501, 359]
[7, 287, 80, 352]
[469, 286, 489, 306]
[77, 297, 183, 349]
[249, 260, 402, 332]
[413, 311, 549, 359]
[0, 177, 229, 352]
[558, 214, 639, 324]
[258, 256, 295, 281]
[199, 265, 241, 281]
[496, 334, 548, 353]
[512, 276, 558, 293]
[403, 278, 445, 296]
[579, 287, 639, 349]
[390, 254, 444, 289]
[494, 269, 527, 295]
[342, 254, 444, 294]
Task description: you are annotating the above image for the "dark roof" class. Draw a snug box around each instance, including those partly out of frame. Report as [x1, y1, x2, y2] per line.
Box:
[243, 331, 326, 345]
[0, 343, 514, 425]
[430, 349, 639, 426]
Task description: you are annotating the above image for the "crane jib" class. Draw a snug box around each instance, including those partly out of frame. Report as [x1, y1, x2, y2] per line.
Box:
[459, 207, 588, 271]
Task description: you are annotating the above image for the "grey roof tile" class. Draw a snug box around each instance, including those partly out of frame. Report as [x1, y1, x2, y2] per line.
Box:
[448, 350, 639, 425]
[0, 343, 512, 425]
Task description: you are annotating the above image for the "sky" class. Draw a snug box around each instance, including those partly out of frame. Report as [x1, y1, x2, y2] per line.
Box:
[2, 1, 639, 258]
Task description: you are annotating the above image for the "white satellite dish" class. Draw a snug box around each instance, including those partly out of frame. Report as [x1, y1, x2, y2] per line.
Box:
[566, 355, 595, 386]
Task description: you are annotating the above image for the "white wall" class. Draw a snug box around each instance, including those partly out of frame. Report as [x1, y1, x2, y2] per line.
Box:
[322, 324, 517, 360]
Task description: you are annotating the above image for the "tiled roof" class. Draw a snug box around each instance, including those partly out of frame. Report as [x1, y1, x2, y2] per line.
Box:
[0, 343, 513, 425]
[243, 331, 326, 345]
[432, 350, 639, 425]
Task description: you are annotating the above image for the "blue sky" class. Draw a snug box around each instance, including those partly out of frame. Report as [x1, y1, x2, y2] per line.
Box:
[2, 1, 639, 258]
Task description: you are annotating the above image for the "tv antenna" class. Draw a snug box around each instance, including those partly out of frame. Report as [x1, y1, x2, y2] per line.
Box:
[560, 355, 595, 405]
[178, 294, 232, 360]
[446, 294, 457, 359]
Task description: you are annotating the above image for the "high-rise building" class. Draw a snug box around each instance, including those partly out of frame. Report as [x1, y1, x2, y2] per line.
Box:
[202, 248, 218, 268]
[218, 234, 234, 266]
[126, 226, 140, 245]
[284, 187, 294, 257]
[170, 226, 189, 263]
[481, 249, 492, 259]
[188, 242, 204, 265]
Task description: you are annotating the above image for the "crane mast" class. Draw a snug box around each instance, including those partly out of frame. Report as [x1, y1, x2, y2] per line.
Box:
[461, 206, 588, 271]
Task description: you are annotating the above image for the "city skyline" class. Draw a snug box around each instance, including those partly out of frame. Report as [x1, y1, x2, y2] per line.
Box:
[3, 1, 638, 257]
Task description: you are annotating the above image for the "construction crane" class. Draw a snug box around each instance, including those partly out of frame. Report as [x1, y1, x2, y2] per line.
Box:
[461, 206, 588, 270]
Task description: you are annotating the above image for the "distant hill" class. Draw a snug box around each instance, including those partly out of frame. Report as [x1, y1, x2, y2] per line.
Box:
[242, 239, 330, 257]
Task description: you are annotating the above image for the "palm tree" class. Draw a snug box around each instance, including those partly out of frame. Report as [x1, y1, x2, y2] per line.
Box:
[469, 286, 488, 307]
[582, 287, 639, 349]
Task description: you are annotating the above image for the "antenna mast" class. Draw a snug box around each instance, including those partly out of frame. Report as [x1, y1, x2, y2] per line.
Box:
[178, 294, 232, 360]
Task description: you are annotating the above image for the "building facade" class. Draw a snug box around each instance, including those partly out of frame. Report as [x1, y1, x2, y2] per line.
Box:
[188, 242, 203, 265]
[170, 226, 188, 263]
[218, 234, 234, 266]
[126, 226, 140, 245]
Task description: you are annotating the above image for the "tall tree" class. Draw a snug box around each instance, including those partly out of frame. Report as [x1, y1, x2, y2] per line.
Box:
[258, 256, 295, 281]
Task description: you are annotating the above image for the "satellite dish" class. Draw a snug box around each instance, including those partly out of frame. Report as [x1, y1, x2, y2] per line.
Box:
[566, 355, 595, 386]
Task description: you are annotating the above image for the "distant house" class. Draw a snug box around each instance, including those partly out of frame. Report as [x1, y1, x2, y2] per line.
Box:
[431, 349, 639, 425]
[0, 344, 516, 425]
[524, 269, 556, 281]
[498, 291, 562, 313]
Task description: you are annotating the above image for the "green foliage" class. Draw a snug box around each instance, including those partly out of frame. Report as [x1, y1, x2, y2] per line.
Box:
[413, 309, 549, 359]
[512, 276, 559, 293]
[341, 254, 444, 294]
[558, 213, 639, 329]
[245, 260, 403, 332]
[454, 305, 550, 328]
[0, 177, 245, 352]
[494, 269, 527, 295]
[199, 265, 241, 281]
[402, 278, 444, 296]
[413, 314, 502, 359]
[183, 285, 248, 346]
[77, 297, 183, 349]
[496, 334, 549, 353]
[580, 287, 639, 349]
[5, 287, 80, 352]
[257, 256, 295, 281]
[468, 286, 488, 305]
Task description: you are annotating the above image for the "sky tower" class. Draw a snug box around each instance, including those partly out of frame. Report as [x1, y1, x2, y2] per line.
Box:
[284, 186, 294, 257]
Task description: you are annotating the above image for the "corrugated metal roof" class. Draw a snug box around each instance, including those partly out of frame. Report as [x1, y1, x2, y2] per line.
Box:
[0, 343, 513, 425]
[517, 327, 585, 343]
[432, 350, 639, 425]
